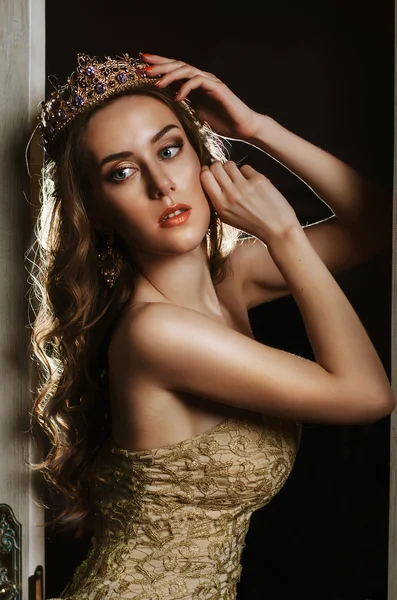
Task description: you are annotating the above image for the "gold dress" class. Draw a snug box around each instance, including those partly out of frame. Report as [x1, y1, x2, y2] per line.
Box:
[56, 414, 301, 600]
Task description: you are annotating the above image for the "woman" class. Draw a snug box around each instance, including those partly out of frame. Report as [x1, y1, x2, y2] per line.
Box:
[30, 51, 395, 599]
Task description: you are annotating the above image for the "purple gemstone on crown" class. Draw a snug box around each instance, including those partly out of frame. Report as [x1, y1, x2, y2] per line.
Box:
[116, 72, 127, 84]
[47, 125, 55, 137]
[57, 109, 67, 121]
[95, 82, 106, 94]
[86, 66, 96, 77]
[74, 95, 84, 107]
[137, 68, 147, 77]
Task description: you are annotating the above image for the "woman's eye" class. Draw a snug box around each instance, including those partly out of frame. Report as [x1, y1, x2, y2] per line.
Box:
[159, 144, 182, 160]
[111, 166, 134, 182]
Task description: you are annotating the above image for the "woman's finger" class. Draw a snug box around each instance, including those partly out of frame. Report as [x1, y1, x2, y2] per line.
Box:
[200, 167, 223, 203]
[141, 55, 218, 82]
[153, 66, 208, 88]
[173, 74, 220, 100]
[200, 70, 219, 80]
[239, 163, 268, 182]
[208, 161, 239, 195]
[222, 161, 247, 184]
[140, 53, 176, 64]
[145, 61, 189, 77]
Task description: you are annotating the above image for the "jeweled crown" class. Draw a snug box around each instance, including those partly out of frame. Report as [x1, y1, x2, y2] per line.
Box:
[39, 53, 159, 152]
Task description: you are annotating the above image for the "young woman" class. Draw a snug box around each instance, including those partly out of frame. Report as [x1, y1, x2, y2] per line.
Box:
[30, 51, 395, 599]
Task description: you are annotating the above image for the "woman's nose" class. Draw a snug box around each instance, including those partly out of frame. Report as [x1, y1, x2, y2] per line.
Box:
[146, 166, 176, 199]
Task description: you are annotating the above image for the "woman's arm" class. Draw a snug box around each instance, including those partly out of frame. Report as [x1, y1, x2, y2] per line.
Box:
[247, 114, 391, 244]
[117, 223, 395, 425]
[228, 115, 392, 307]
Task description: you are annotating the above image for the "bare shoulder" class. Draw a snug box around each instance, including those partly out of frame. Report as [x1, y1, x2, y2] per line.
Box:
[108, 299, 390, 425]
[116, 301, 227, 362]
[110, 300, 203, 357]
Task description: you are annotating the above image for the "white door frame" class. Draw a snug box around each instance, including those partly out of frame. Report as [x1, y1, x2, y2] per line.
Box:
[0, 0, 46, 598]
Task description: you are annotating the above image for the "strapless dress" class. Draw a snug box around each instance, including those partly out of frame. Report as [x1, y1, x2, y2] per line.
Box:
[52, 414, 301, 600]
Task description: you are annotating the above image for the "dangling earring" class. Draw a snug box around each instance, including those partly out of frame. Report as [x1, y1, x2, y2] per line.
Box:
[97, 230, 122, 288]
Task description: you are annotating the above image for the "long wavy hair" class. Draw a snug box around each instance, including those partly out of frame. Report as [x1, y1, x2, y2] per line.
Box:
[27, 84, 242, 537]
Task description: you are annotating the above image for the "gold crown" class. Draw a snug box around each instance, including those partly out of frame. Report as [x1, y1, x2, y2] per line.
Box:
[39, 52, 160, 152]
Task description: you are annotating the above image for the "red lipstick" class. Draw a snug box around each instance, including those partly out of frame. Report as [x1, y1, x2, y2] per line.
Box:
[158, 203, 192, 228]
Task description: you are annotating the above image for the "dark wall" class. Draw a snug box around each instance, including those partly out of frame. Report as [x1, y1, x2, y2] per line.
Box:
[44, 2, 394, 599]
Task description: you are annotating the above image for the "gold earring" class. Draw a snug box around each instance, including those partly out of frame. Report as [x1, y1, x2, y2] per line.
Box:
[97, 230, 122, 288]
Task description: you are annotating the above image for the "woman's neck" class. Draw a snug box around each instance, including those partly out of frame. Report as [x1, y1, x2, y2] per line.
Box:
[131, 241, 225, 319]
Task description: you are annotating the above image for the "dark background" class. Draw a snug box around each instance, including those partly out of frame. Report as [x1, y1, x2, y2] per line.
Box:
[44, 1, 394, 599]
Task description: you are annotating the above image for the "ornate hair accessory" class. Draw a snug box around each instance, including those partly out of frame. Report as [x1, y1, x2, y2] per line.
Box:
[38, 52, 160, 152]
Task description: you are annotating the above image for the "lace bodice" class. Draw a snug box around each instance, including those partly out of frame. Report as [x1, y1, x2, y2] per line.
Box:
[52, 414, 301, 600]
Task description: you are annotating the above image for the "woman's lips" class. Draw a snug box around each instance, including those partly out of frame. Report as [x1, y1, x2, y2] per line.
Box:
[158, 209, 191, 228]
[158, 203, 192, 223]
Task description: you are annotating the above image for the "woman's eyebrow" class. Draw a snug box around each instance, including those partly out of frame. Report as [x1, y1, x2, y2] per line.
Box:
[151, 124, 180, 144]
[99, 124, 181, 169]
[99, 150, 132, 169]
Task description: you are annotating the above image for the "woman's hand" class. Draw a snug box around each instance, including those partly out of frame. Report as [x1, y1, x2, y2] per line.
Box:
[141, 53, 263, 141]
[200, 161, 300, 243]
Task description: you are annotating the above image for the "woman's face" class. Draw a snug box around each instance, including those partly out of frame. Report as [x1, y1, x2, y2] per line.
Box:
[83, 93, 211, 258]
